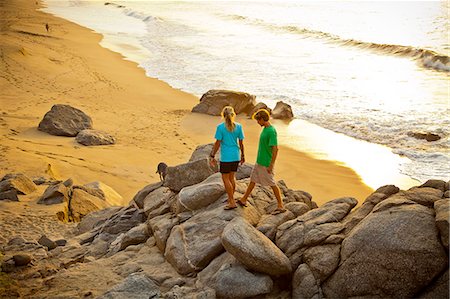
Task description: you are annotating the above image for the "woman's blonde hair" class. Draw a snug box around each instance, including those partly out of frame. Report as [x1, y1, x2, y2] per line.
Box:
[221, 106, 236, 132]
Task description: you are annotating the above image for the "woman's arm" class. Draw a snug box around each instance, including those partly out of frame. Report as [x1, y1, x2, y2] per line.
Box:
[239, 139, 245, 164]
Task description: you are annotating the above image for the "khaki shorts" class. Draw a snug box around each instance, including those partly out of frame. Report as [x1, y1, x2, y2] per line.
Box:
[250, 163, 276, 186]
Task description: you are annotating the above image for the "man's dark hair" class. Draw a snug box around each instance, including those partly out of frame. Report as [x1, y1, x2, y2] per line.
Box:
[252, 109, 270, 121]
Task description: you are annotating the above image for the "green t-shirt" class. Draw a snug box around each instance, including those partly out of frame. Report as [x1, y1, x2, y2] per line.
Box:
[256, 125, 278, 167]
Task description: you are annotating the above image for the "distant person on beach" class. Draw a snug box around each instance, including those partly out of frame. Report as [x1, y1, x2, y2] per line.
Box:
[209, 106, 245, 210]
[237, 109, 285, 214]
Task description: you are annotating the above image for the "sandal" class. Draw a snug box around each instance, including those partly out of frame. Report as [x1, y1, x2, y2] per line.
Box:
[224, 205, 237, 210]
[237, 199, 248, 207]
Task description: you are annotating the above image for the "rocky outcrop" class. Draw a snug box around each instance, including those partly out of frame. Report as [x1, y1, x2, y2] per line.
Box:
[0, 173, 37, 201]
[222, 217, 292, 276]
[38, 104, 93, 137]
[271, 101, 294, 120]
[38, 182, 70, 205]
[192, 90, 256, 116]
[75, 129, 115, 146]
[322, 197, 448, 298]
[3, 144, 448, 299]
[276, 197, 357, 269]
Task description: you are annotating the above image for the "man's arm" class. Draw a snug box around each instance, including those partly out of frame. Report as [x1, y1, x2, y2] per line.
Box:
[268, 145, 278, 173]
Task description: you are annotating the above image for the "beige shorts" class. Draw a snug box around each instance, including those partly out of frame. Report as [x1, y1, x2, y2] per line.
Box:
[250, 163, 276, 186]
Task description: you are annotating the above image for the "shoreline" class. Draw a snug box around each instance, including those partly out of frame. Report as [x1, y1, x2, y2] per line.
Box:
[0, 0, 407, 206]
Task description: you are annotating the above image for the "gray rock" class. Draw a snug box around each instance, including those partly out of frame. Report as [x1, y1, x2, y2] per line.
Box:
[419, 179, 447, 192]
[62, 178, 73, 187]
[13, 254, 32, 266]
[83, 181, 123, 206]
[1, 259, 15, 273]
[0, 173, 37, 195]
[417, 269, 449, 299]
[285, 202, 310, 217]
[69, 189, 111, 222]
[373, 184, 400, 197]
[0, 190, 19, 201]
[434, 199, 449, 251]
[189, 143, 220, 162]
[76, 206, 122, 235]
[292, 263, 321, 299]
[302, 244, 340, 283]
[271, 101, 294, 120]
[164, 158, 217, 192]
[99, 206, 146, 235]
[142, 187, 174, 217]
[164, 200, 259, 275]
[118, 223, 150, 251]
[97, 273, 160, 299]
[192, 89, 256, 116]
[236, 163, 253, 180]
[322, 198, 448, 298]
[276, 197, 356, 268]
[215, 259, 273, 298]
[38, 235, 57, 250]
[38, 182, 69, 205]
[249, 102, 272, 118]
[222, 217, 292, 276]
[132, 182, 163, 209]
[177, 173, 225, 212]
[55, 239, 67, 247]
[76, 129, 115, 146]
[148, 213, 179, 253]
[256, 210, 295, 240]
[38, 104, 93, 136]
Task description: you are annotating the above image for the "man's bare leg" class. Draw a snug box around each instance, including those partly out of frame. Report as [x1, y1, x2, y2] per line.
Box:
[239, 181, 256, 205]
[271, 184, 285, 210]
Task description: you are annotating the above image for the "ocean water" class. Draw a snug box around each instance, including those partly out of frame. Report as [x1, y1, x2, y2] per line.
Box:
[42, 0, 449, 184]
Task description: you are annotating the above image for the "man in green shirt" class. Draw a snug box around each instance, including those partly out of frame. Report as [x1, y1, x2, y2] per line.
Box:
[238, 109, 285, 213]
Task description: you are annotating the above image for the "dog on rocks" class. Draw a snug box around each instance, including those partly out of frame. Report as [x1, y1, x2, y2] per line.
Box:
[156, 162, 168, 181]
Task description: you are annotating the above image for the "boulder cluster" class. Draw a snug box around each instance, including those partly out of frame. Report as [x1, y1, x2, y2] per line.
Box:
[0, 172, 122, 223]
[192, 90, 294, 120]
[38, 104, 115, 146]
[0, 145, 448, 298]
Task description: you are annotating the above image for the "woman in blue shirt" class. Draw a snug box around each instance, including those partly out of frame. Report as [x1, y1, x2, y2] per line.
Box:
[209, 106, 245, 210]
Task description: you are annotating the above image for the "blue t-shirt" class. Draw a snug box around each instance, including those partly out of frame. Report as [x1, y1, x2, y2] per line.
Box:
[214, 122, 244, 162]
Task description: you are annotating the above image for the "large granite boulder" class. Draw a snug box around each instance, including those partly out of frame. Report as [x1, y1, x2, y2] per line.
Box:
[38, 104, 93, 137]
[0, 173, 37, 195]
[434, 199, 449, 251]
[248, 102, 272, 118]
[164, 199, 260, 275]
[81, 181, 123, 206]
[276, 197, 357, 268]
[222, 217, 292, 276]
[292, 263, 322, 299]
[69, 189, 111, 222]
[164, 158, 217, 192]
[131, 182, 163, 209]
[189, 143, 219, 162]
[256, 210, 295, 240]
[197, 252, 273, 299]
[192, 90, 256, 116]
[141, 186, 174, 218]
[322, 197, 448, 298]
[177, 173, 225, 212]
[271, 101, 294, 120]
[75, 129, 115, 146]
[147, 213, 179, 253]
[38, 182, 69, 205]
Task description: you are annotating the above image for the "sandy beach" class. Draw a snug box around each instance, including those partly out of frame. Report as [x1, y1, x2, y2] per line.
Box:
[1, 0, 374, 211]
